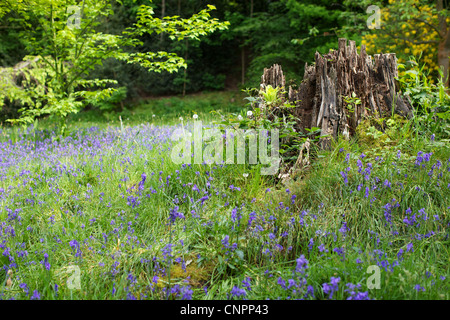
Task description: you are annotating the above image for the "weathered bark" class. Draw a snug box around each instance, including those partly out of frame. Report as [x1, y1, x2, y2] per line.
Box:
[260, 38, 413, 149]
[260, 63, 286, 90]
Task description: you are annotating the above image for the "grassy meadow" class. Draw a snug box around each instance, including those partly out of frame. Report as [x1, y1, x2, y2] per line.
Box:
[0, 91, 449, 300]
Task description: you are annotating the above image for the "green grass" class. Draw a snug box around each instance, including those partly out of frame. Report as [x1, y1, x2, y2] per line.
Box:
[0, 91, 449, 300]
[64, 90, 247, 127]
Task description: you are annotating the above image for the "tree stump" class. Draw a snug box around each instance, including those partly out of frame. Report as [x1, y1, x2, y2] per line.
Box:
[260, 38, 413, 149]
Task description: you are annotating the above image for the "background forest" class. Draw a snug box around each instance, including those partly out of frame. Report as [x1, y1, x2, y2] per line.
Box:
[0, 0, 390, 122]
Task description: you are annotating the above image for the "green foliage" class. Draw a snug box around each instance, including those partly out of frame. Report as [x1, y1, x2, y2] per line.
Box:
[260, 85, 283, 107]
[0, 0, 366, 103]
[358, 0, 446, 78]
[1, 1, 450, 301]
[397, 57, 450, 138]
[90, 86, 128, 111]
[0, 0, 228, 130]
[230, 0, 352, 87]
[201, 73, 226, 90]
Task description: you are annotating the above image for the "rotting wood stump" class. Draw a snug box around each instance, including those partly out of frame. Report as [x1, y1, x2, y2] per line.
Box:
[260, 38, 413, 150]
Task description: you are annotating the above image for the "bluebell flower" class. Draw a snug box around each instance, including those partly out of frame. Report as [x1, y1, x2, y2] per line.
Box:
[169, 206, 185, 224]
[339, 221, 349, 236]
[318, 244, 327, 253]
[30, 290, 41, 300]
[242, 277, 252, 291]
[19, 283, 29, 296]
[322, 277, 341, 299]
[277, 277, 286, 289]
[231, 208, 238, 222]
[69, 240, 82, 258]
[406, 242, 414, 252]
[414, 284, 425, 292]
[178, 286, 193, 300]
[295, 255, 309, 274]
[357, 159, 363, 173]
[41, 252, 51, 271]
[229, 286, 246, 298]
[308, 238, 314, 251]
[126, 195, 141, 208]
[397, 248, 404, 259]
[222, 235, 230, 247]
[340, 171, 348, 184]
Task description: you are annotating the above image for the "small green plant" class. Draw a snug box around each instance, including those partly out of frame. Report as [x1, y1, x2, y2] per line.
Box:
[260, 85, 283, 107]
[343, 92, 361, 114]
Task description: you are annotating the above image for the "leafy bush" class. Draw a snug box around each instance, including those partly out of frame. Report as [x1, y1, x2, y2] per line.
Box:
[90, 86, 128, 112]
[397, 57, 450, 139]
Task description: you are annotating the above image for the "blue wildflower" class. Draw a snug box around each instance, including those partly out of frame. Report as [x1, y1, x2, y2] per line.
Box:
[169, 206, 185, 224]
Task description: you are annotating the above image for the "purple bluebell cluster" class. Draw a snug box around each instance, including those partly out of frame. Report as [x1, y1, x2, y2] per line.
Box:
[0, 124, 448, 300]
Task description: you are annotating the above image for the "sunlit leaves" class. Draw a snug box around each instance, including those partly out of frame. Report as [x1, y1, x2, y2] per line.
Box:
[0, 0, 229, 128]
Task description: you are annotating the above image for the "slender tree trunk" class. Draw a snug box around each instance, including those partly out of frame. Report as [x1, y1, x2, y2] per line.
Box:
[438, 36, 450, 86]
[241, 46, 245, 85]
[183, 40, 188, 97]
[437, 0, 450, 86]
